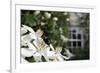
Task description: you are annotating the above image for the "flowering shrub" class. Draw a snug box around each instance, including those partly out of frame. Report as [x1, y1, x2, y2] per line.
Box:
[21, 25, 74, 63]
[21, 10, 89, 63]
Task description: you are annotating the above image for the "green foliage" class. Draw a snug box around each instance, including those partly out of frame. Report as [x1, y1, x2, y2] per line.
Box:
[21, 10, 69, 48]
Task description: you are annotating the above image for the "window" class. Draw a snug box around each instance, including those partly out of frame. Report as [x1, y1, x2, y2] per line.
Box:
[73, 41, 76, 47]
[78, 41, 81, 46]
[77, 34, 81, 39]
[68, 28, 83, 50]
[72, 30, 76, 33]
[73, 34, 76, 39]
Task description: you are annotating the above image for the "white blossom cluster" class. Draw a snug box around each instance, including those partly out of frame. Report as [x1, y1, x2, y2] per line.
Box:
[21, 25, 74, 63]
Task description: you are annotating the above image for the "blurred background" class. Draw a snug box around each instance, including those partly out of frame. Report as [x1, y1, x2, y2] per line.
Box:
[21, 10, 90, 61]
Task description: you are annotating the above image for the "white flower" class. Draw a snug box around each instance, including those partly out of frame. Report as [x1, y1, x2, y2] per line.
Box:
[36, 29, 44, 37]
[47, 51, 64, 61]
[20, 25, 73, 62]
[63, 12, 68, 15]
[45, 12, 51, 19]
[41, 22, 45, 26]
[21, 34, 32, 43]
[21, 40, 27, 47]
[33, 52, 42, 62]
[69, 13, 80, 25]
[21, 48, 33, 57]
[21, 32, 36, 43]
[53, 17, 58, 21]
[59, 27, 63, 34]
[42, 16, 45, 20]
[46, 46, 69, 61]
[65, 49, 75, 58]
[29, 32, 37, 40]
[55, 54, 64, 61]
[66, 18, 70, 21]
[49, 44, 55, 51]
[27, 42, 37, 52]
[60, 35, 68, 42]
[55, 47, 62, 53]
[47, 51, 55, 57]
[31, 34, 47, 51]
[22, 25, 35, 34]
[21, 26, 27, 35]
[70, 13, 79, 21]
[34, 11, 40, 15]
[62, 55, 70, 59]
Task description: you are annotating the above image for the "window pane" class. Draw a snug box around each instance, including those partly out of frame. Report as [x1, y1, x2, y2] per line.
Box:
[77, 34, 81, 39]
[73, 41, 76, 47]
[78, 41, 81, 47]
[72, 34, 76, 39]
[72, 30, 76, 33]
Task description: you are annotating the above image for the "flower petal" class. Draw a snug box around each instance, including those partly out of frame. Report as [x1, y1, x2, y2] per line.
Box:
[21, 48, 33, 57]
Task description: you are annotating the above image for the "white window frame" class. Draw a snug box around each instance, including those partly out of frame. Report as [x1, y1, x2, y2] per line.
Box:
[68, 27, 84, 49]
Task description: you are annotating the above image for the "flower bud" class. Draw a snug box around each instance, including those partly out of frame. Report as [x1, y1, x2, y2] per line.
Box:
[34, 11, 40, 15]
[63, 12, 68, 15]
[45, 12, 51, 19]
[53, 17, 58, 21]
